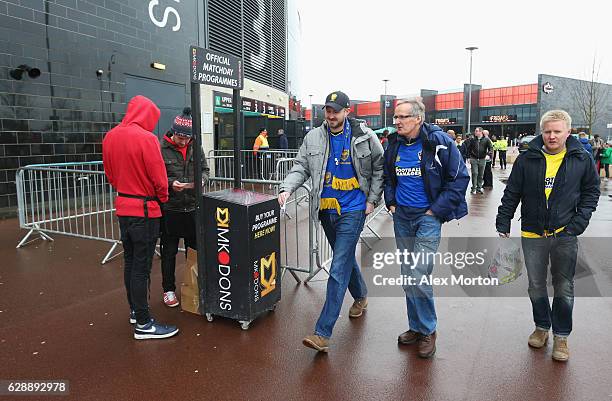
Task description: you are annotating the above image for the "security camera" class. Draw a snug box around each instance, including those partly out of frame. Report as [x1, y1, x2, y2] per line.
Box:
[96, 69, 104, 77]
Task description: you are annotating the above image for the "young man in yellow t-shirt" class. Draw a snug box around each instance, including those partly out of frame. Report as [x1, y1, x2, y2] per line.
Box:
[496, 110, 600, 362]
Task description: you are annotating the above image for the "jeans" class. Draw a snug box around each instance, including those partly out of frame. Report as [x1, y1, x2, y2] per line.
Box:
[521, 236, 578, 336]
[393, 206, 442, 335]
[470, 158, 486, 190]
[498, 150, 507, 169]
[315, 210, 367, 338]
[161, 211, 196, 292]
[119, 216, 160, 325]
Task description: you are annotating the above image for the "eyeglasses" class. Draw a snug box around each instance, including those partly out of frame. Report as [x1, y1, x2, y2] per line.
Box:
[392, 114, 417, 123]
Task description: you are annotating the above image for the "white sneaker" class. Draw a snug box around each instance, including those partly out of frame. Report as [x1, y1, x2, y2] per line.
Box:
[163, 291, 179, 307]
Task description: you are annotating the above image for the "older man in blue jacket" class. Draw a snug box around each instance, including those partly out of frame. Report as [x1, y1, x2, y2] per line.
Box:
[383, 98, 469, 358]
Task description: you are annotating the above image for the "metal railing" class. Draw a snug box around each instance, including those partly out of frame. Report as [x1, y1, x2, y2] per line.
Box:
[15, 155, 388, 283]
[16, 162, 122, 264]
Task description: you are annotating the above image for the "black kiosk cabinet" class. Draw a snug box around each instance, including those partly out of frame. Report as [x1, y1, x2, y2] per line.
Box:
[202, 189, 281, 330]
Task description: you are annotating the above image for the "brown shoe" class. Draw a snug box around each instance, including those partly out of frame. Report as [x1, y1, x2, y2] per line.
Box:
[418, 332, 437, 358]
[349, 298, 368, 318]
[302, 335, 329, 353]
[528, 329, 549, 348]
[398, 330, 422, 345]
[552, 336, 569, 362]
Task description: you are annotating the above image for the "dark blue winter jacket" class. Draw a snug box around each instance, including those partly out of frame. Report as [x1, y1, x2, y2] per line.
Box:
[383, 123, 469, 222]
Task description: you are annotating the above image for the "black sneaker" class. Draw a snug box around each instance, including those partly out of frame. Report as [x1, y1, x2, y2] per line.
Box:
[129, 310, 136, 325]
[134, 318, 179, 340]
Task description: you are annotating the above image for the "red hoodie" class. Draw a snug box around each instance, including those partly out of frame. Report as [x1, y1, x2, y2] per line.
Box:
[102, 95, 168, 218]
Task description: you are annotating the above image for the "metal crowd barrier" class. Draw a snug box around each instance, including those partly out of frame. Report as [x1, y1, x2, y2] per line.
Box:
[15, 156, 389, 283]
[15, 162, 122, 264]
[208, 149, 298, 181]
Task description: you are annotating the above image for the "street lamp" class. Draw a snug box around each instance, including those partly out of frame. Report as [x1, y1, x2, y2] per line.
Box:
[465, 46, 478, 136]
[309, 94, 313, 129]
[382, 79, 390, 129]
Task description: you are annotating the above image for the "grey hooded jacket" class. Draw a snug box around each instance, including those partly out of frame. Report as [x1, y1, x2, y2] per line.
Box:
[279, 118, 384, 218]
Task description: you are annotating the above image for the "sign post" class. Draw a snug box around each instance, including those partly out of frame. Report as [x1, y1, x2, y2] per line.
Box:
[188, 46, 280, 329]
[190, 45, 244, 189]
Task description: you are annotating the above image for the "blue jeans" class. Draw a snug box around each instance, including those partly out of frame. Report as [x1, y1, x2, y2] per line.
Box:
[521, 236, 578, 337]
[393, 206, 442, 335]
[315, 210, 367, 338]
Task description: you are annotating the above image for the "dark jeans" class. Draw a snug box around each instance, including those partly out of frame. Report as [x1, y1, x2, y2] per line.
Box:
[119, 216, 160, 325]
[315, 210, 367, 338]
[603, 163, 610, 178]
[498, 150, 507, 169]
[521, 236, 578, 336]
[492, 150, 497, 167]
[161, 211, 196, 292]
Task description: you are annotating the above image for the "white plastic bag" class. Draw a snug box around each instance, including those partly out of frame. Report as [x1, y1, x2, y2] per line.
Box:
[488, 239, 524, 284]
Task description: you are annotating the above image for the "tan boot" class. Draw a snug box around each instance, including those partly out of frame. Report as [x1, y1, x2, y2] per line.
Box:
[528, 329, 549, 348]
[552, 336, 569, 362]
[302, 335, 329, 353]
[349, 298, 368, 318]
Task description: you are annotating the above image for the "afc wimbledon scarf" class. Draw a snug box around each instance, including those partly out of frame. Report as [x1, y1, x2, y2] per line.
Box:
[320, 119, 360, 214]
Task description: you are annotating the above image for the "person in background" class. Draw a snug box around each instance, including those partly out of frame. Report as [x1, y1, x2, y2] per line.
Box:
[496, 109, 599, 362]
[491, 134, 498, 167]
[381, 129, 390, 150]
[578, 132, 593, 156]
[465, 127, 493, 194]
[253, 128, 270, 179]
[591, 134, 604, 172]
[496, 135, 508, 170]
[160, 107, 209, 308]
[600, 143, 612, 181]
[102, 95, 178, 340]
[446, 129, 456, 141]
[277, 128, 289, 150]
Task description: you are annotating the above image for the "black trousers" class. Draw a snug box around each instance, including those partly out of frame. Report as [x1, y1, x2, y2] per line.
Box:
[161, 211, 196, 292]
[119, 216, 160, 325]
[498, 150, 507, 169]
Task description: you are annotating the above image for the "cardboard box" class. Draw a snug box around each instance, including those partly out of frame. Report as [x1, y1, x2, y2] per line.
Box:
[180, 249, 200, 315]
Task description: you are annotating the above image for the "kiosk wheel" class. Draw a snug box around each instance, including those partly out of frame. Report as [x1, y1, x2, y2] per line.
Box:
[239, 321, 250, 330]
[205, 313, 214, 322]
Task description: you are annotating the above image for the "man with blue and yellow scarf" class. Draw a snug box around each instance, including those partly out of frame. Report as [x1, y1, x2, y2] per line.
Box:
[279, 91, 384, 352]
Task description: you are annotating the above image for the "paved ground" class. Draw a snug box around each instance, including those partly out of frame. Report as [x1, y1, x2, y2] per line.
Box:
[1, 169, 612, 401]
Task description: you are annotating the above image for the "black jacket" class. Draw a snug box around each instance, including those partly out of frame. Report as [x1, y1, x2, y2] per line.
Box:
[161, 133, 210, 212]
[496, 135, 599, 236]
[466, 136, 493, 159]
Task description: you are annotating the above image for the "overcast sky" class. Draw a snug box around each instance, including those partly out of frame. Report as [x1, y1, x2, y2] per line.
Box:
[296, 0, 611, 105]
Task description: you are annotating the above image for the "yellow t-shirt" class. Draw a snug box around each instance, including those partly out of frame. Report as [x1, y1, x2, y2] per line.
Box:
[521, 149, 566, 238]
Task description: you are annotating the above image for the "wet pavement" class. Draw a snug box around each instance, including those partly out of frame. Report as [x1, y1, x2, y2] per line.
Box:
[1, 168, 612, 401]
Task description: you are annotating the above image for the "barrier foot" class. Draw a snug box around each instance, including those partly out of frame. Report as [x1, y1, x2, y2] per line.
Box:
[101, 242, 123, 265]
[304, 265, 329, 283]
[16, 229, 54, 249]
[282, 267, 301, 283]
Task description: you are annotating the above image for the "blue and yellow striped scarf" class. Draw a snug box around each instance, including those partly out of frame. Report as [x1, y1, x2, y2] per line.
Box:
[320, 119, 360, 214]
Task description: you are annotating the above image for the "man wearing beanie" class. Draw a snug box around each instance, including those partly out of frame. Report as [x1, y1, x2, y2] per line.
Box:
[160, 107, 209, 307]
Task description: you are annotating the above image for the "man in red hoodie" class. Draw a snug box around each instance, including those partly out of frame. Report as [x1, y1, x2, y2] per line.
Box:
[102, 95, 179, 340]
